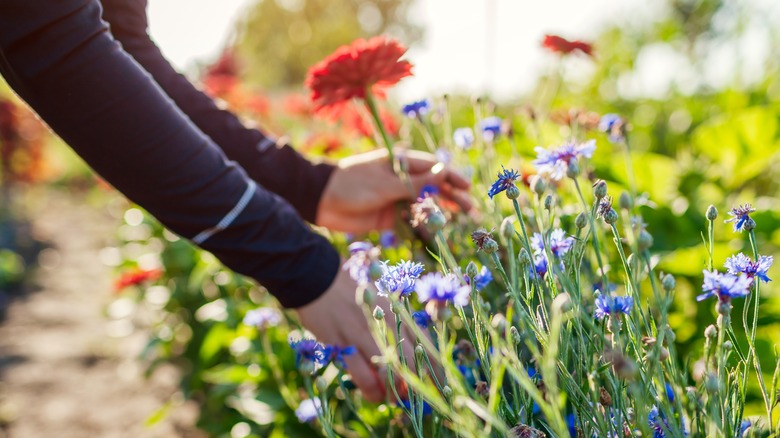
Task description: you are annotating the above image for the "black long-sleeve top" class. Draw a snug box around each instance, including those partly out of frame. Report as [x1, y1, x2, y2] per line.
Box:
[0, 0, 340, 308]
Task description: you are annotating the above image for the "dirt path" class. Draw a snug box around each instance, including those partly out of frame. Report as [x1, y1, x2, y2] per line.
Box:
[0, 190, 202, 438]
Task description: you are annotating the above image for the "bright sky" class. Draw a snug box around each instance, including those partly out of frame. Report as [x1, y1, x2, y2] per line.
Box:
[147, 0, 776, 100]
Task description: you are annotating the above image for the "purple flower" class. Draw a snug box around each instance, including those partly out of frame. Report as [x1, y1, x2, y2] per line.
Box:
[599, 114, 626, 143]
[740, 420, 752, 436]
[488, 166, 520, 199]
[594, 294, 633, 320]
[290, 338, 325, 370]
[473, 266, 493, 291]
[532, 140, 596, 181]
[415, 272, 471, 307]
[647, 406, 669, 438]
[322, 344, 356, 369]
[343, 241, 380, 285]
[697, 270, 752, 302]
[243, 308, 282, 329]
[379, 230, 397, 248]
[435, 147, 452, 164]
[725, 204, 756, 232]
[533, 255, 548, 278]
[531, 229, 575, 258]
[412, 310, 433, 328]
[295, 398, 322, 423]
[478, 116, 502, 141]
[725, 253, 772, 283]
[402, 99, 430, 118]
[453, 127, 474, 149]
[375, 260, 425, 297]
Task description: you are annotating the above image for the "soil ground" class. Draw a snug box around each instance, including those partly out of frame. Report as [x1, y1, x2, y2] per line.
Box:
[0, 189, 203, 438]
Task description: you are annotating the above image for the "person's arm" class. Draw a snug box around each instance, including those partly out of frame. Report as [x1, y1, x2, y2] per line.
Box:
[0, 0, 337, 308]
[100, 0, 333, 223]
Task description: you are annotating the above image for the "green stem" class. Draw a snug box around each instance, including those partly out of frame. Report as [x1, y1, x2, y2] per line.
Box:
[364, 90, 397, 174]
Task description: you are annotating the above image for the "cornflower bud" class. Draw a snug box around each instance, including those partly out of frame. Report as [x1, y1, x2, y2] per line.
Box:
[530, 175, 546, 197]
[593, 180, 608, 200]
[575, 211, 588, 229]
[518, 248, 531, 267]
[415, 344, 425, 363]
[369, 261, 384, 281]
[544, 194, 554, 211]
[483, 238, 499, 254]
[662, 273, 676, 291]
[315, 376, 328, 393]
[373, 306, 385, 320]
[705, 204, 718, 221]
[505, 184, 520, 200]
[491, 313, 507, 332]
[704, 324, 717, 339]
[604, 208, 619, 224]
[443, 385, 453, 401]
[743, 217, 756, 231]
[391, 300, 404, 314]
[500, 217, 515, 242]
[723, 341, 733, 351]
[637, 230, 653, 251]
[362, 288, 376, 306]
[510, 326, 522, 345]
[618, 191, 632, 210]
[705, 374, 719, 394]
[465, 261, 479, 278]
[566, 160, 580, 178]
[427, 211, 447, 231]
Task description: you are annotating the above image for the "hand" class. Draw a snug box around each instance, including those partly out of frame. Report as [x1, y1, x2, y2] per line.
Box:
[295, 265, 418, 403]
[316, 148, 472, 234]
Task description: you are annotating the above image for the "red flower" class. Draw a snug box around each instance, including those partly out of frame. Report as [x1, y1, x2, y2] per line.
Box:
[542, 34, 593, 57]
[305, 37, 413, 117]
[114, 268, 163, 291]
[203, 48, 241, 97]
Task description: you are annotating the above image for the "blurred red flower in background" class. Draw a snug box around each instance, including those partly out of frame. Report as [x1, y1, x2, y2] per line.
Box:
[203, 48, 240, 97]
[542, 34, 594, 57]
[305, 37, 413, 117]
[114, 268, 163, 292]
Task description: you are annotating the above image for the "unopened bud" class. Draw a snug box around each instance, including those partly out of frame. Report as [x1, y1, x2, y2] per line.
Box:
[704, 324, 717, 339]
[566, 160, 580, 178]
[391, 300, 404, 314]
[373, 306, 385, 320]
[544, 195, 554, 211]
[744, 217, 756, 231]
[723, 341, 733, 351]
[604, 208, 619, 224]
[510, 326, 522, 345]
[662, 274, 675, 292]
[466, 261, 479, 278]
[637, 230, 653, 252]
[575, 212, 588, 229]
[518, 248, 531, 267]
[483, 238, 499, 254]
[618, 191, 632, 210]
[369, 261, 384, 281]
[443, 385, 453, 401]
[717, 301, 732, 316]
[427, 211, 447, 231]
[500, 217, 515, 242]
[362, 288, 376, 306]
[664, 325, 676, 343]
[705, 374, 720, 394]
[415, 344, 425, 363]
[315, 376, 328, 393]
[705, 205, 718, 221]
[530, 175, 546, 197]
[593, 180, 608, 200]
[491, 313, 507, 332]
[505, 184, 520, 200]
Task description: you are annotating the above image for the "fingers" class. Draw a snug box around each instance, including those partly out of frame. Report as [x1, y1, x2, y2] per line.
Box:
[342, 353, 385, 403]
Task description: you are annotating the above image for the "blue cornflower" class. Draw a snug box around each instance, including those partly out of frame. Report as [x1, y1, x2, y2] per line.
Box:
[594, 293, 633, 320]
[488, 166, 521, 199]
[478, 116, 502, 141]
[375, 260, 425, 297]
[412, 310, 433, 328]
[725, 203, 756, 232]
[295, 398, 322, 423]
[739, 420, 752, 436]
[243, 308, 282, 329]
[725, 253, 772, 283]
[453, 127, 474, 149]
[290, 338, 325, 371]
[533, 254, 548, 278]
[531, 229, 575, 258]
[473, 266, 493, 291]
[533, 140, 596, 181]
[697, 270, 752, 302]
[379, 230, 397, 248]
[665, 383, 675, 403]
[419, 184, 439, 198]
[647, 406, 678, 438]
[399, 399, 433, 415]
[343, 241, 380, 285]
[322, 344, 356, 369]
[598, 114, 626, 143]
[402, 99, 430, 118]
[415, 272, 471, 307]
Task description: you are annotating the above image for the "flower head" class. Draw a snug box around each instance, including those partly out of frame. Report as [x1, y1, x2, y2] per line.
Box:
[597, 196, 614, 219]
[471, 228, 498, 253]
[343, 241, 381, 285]
[412, 310, 433, 328]
[725, 203, 756, 232]
[379, 230, 397, 248]
[415, 272, 471, 307]
[478, 116, 502, 141]
[305, 37, 413, 117]
[594, 294, 634, 320]
[647, 406, 669, 438]
[530, 229, 575, 258]
[435, 147, 452, 165]
[322, 344, 357, 369]
[697, 270, 752, 302]
[375, 260, 425, 296]
[725, 253, 772, 283]
[533, 255, 549, 278]
[295, 398, 322, 423]
[402, 99, 430, 118]
[542, 34, 594, 57]
[243, 308, 282, 329]
[532, 140, 596, 181]
[599, 114, 627, 143]
[488, 166, 521, 199]
[419, 184, 439, 198]
[290, 338, 325, 370]
[473, 266, 493, 291]
[453, 127, 474, 149]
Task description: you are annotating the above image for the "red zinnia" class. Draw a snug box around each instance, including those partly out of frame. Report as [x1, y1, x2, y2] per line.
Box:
[305, 37, 413, 117]
[542, 34, 594, 57]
